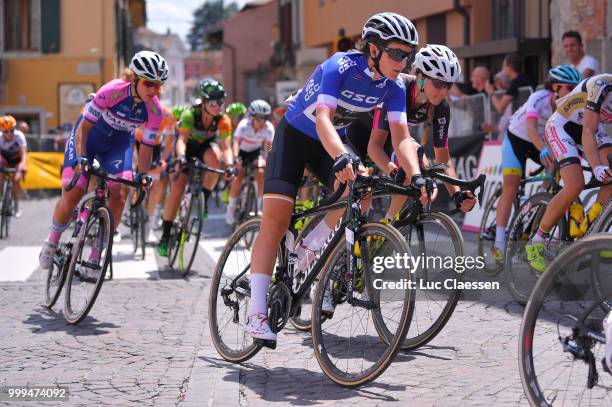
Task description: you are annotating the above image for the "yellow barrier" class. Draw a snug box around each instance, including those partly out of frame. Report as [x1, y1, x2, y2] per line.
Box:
[21, 152, 64, 189]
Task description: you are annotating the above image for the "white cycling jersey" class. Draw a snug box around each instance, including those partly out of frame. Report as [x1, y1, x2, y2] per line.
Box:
[507, 89, 554, 142]
[0, 130, 27, 159]
[234, 117, 274, 153]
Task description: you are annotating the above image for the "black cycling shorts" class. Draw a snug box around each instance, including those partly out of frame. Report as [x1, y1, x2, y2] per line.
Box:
[134, 141, 162, 166]
[264, 117, 335, 199]
[238, 149, 261, 165]
[183, 139, 216, 173]
[346, 119, 393, 161]
[506, 130, 541, 176]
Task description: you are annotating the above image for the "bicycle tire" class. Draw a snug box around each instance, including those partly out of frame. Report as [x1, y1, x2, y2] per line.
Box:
[1, 181, 12, 238]
[63, 206, 114, 324]
[138, 205, 146, 260]
[288, 212, 325, 332]
[44, 216, 76, 308]
[311, 222, 414, 387]
[0, 181, 7, 239]
[394, 211, 464, 350]
[477, 187, 518, 277]
[504, 193, 552, 305]
[209, 218, 263, 362]
[589, 198, 612, 234]
[518, 233, 612, 406]
[176, 192, 203, 275]
[130, 204, 139, 254]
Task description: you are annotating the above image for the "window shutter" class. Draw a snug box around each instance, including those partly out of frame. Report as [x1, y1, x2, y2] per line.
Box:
[41, 0, 61, 53]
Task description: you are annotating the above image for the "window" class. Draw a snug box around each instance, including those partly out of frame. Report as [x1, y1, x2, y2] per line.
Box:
[2, 0, 41, 51]
[492, 0, 518, 40]
[426, 14, 446, 45]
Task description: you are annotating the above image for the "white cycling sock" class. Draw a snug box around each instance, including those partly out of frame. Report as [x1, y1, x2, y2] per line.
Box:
[248, 272, 271, 317]
[228, 197, 237, 209]
[302, 220, 333, 251]
[496, 226, 506, 251]
[605, 312, 612, 369]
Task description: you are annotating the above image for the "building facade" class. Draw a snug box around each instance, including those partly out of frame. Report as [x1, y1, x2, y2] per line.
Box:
[184, 50, 223, 104]
[133, 27, 188, 107]
[222, 0, 280, 104]
[0, 0, 134, 134]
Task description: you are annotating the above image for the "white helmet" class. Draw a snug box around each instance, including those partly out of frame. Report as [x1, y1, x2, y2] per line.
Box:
[129, 51, 169, 82]
[248, 99, 271, 116]
[414, 44, 461, 83]
[362, 12, 418, 47]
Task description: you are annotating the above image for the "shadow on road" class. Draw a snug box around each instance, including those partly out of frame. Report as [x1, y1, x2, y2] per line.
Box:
[23, 306, 119, 335]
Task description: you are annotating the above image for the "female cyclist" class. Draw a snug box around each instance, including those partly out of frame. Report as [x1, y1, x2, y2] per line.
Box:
[246, 12, 422, 347]
[493, 65, 581, 261]
[38, 51, 168, 269]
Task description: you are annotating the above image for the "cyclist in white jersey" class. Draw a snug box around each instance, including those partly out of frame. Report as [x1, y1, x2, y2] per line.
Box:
[225, 100, 275, 224]
[492, 65, 582, 261]
[526, 73, 612, 273]
[0, 115, 27, 218]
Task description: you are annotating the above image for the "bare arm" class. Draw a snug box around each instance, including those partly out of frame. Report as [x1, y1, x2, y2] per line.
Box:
[137, 144, 153, 173]
[176, 130, 189, 158]
[78, 120, 94, 158]
[433, 146, 460, 195]
[582, 109, 602, 171]
[315, 105, 354, 182]
[367, 129, 395, 174]
[388, 122, 420, 178]
[218, 137, 233, 166]
[490, 94, 513, 114]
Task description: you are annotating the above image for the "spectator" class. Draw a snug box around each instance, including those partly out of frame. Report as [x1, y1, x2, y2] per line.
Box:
[562, 30, 600, 78]
[486, 53, 532, 114]
[481, 72, 512, 137]
[451, 66, 489, 98]
[17, 121, 29, 135]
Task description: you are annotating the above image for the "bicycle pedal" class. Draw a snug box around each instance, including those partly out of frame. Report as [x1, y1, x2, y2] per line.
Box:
[253, 338, 277, 349]
[81, 261, 101, 270]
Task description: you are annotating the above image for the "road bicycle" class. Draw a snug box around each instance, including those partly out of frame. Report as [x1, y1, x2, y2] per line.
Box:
[477, 165, 549, 276]
[504, 158, 611, 304]
[209, 171, 418, 387]
[518, 233, 612, 406]
[229, 156, 261, 232]
[0, 167, 18, 239]
[168, 158, 226, 275]
[44, 159, 149, 324]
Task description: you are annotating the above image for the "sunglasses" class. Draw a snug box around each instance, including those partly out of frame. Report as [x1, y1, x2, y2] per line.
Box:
[206, 99, 225, 107]
[381, 46, 415, 63]
[138, 77, 163, 88]
[430, 78, 453, 90]
[552, 83, 575, 93]
[253, 115, 268, 122]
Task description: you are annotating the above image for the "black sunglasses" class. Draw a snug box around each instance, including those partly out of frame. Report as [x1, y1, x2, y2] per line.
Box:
[430, 78, 453, 90]
[206, 99, 225, 107]
[253, 115, 268, 122]
[381, 46, 415, 63]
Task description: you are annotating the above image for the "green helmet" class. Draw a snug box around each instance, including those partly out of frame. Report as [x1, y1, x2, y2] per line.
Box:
[198, 78, 226, 101]
[226, 102, 247, 118]
[172, 105, 187, 120]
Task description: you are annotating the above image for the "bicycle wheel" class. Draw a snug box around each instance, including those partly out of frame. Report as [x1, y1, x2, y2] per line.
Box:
[137, 205, 146, 260]
[288, 213, 325, 332]
[45, 216, 76, 308]
[209, 218, 265, 362]
[393, 211, 464, 350]
[519, 234, 612, 406]
[477, 187, 518, 276]
[589, 198, 612, 234]
[0, 182, 6, 239]
[63, 205, 113, 324]
[175, 192, 203, 275]
[1, 181, 12, 238]
[311, 223, 414, 387]
[504, 193, 556, 304]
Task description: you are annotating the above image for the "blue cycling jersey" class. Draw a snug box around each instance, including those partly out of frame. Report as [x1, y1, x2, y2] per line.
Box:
[285, 52, 407, 140]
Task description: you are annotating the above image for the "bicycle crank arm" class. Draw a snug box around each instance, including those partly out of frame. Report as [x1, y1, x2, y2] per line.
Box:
[347, 297, 377, 310]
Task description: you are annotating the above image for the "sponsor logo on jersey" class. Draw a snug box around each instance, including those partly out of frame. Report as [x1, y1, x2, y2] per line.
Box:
[340, 90, 379, 104]
[338, 56, 357, 74]
[303, 79, 320, 102]
[111, 159, 123, 169]
[438, 117, 447, 125]
[110, 91, 124, 101]
[149, 102, 159, 115]
[560, 94, 585, 114]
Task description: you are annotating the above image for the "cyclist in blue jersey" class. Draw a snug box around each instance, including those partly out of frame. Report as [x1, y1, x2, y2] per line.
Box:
[38, 51, 168, 270]
[245, 12, 423, 347]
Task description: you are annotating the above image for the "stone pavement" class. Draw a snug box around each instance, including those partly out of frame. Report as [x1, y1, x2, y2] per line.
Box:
[1, 197, 595, 406]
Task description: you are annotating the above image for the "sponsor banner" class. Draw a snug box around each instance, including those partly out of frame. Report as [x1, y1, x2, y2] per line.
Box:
[21, 152, 64, 189]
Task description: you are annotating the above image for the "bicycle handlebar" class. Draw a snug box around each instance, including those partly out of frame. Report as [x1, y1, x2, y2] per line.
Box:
[168, 157, 226, 176]
[64, 160, 150, 207]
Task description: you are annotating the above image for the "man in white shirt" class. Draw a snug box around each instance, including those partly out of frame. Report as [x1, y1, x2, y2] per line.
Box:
[562, 30, 600, 78]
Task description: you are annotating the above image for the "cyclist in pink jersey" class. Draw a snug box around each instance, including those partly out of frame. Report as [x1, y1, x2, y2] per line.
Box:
[39, 51, 169, 270]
